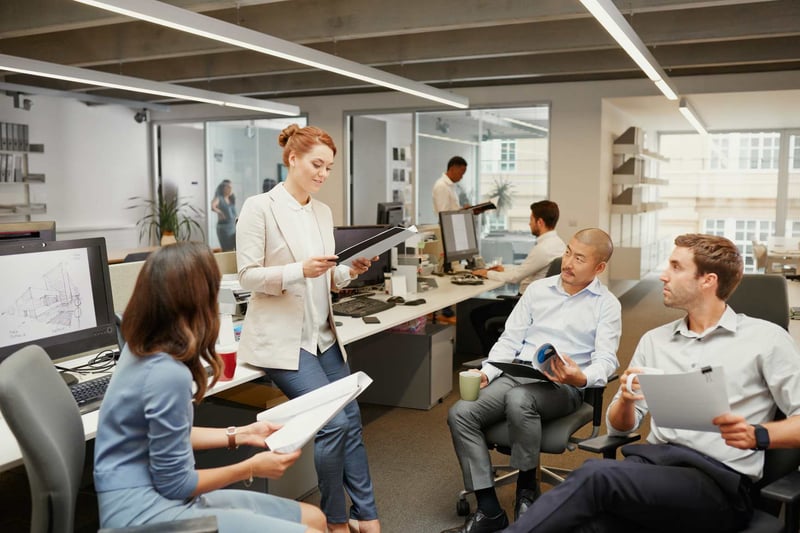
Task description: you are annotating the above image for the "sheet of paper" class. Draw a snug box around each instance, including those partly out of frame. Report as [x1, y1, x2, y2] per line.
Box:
[638, 366, 730, 432]
[336, 225, 418, 266]
[257, 371, 373, 452]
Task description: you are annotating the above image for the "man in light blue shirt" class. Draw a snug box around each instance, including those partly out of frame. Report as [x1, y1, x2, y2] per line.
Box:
[443, 228, 621, 533]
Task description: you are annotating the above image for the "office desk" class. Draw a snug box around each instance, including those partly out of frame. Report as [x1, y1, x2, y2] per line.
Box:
[766, 247, 800, 275]
[334, 277, 503, 344]
[0, 276, 501, 471]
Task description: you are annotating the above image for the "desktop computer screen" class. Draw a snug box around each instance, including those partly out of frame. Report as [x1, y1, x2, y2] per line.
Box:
[439, 210, 479, 268]
[0, 237, 118, 363]
[0, 220, 56, 243]
[376, 202, 404, 226]
[334, 225, 391, 289]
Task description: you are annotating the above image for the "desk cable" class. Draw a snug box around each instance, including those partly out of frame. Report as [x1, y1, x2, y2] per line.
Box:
[55, 349, 118, 376]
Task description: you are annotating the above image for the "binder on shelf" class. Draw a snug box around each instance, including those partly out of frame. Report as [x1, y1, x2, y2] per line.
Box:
[0, 123, 7, 151]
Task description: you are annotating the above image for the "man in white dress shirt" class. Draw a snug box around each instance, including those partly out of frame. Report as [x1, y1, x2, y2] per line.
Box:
[432, 156, 468, 215]
[473, 201, 566, 294]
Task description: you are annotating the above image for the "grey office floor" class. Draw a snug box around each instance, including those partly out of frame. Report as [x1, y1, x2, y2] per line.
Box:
[0, 276, 674, 533]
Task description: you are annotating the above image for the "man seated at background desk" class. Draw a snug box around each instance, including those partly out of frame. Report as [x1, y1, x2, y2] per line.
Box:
[442, 228, 621, 533]
[472, 201, 565, 294]
[504, 234, 800, 533]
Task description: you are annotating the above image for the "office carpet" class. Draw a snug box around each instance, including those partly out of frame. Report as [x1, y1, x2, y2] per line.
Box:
[0, 275, 680, 533]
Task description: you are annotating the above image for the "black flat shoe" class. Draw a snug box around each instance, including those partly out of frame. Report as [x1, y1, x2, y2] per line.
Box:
[440, 509, 510, 533]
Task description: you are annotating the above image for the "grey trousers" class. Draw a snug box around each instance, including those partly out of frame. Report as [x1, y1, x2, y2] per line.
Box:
[448, 374, 583, 491]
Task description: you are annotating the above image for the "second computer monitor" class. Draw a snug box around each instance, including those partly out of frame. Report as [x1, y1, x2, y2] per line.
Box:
[376, 202, 404, 226]
[439, 210, 479, 270]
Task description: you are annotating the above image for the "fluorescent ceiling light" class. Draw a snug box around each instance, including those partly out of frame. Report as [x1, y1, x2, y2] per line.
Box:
[0, 53, 299, 116]
[0, 81, 171, 111]
[73, 0, 469, 109]
[579, 0, 678, 101]
[503, 117, 548, 134]
[418, 133, 478, 146]
[679, 97, 708, 135]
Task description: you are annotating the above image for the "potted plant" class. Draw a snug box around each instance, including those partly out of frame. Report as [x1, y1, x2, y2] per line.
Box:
[129, 194, 204, 245]
[486, 176, 515, 215]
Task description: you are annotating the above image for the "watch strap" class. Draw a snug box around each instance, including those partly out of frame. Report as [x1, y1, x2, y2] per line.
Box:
[226, 426, 238, 450]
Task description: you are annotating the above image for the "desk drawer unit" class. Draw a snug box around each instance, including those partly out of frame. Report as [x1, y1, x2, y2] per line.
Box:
[347, 323, 454, 409]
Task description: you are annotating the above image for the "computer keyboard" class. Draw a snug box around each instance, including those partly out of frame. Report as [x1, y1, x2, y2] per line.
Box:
[69, 373, 112, 413]
[332, 296, 395, 317]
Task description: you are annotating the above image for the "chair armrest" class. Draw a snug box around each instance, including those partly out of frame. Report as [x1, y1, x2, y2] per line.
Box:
[578, 433, 641, 459]
[98, 516, 219, 533]
[497, 294, 520, 301]
[760, 469, 800, 504]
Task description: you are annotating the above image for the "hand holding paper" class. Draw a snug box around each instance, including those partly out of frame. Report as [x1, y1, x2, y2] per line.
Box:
[257, 371, 373, 453]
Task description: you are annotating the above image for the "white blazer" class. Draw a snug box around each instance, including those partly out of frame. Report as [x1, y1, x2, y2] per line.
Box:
[235, 188, 346, 370]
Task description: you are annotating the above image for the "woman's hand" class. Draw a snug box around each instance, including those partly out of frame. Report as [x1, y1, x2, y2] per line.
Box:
[349, 256, 378, 278]
[235, 421, 283, 448]
[303, 256, 338, 278]
[249, 449, 302, 479]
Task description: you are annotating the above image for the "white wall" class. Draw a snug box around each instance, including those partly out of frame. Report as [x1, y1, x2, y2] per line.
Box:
[352, 116, 387, 225]
[0, 95, 151, 250]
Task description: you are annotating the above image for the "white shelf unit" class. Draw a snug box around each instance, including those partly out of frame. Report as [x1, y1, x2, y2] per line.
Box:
[0, 126, 47, 221]
[610, 127, 669, 280]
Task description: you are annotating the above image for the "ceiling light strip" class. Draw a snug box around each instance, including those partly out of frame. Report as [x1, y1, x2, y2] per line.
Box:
[73, 0, 469, 109]
[679, 97, 708, 135]
[579, 0, 678, 101]
[0, 53, 300, 116]
[0, 81, 171, 111]
[418, 133, 478, 146]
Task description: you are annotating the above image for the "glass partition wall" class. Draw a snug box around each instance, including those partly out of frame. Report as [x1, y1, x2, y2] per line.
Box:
[156, 116, 305, 251]
[348, 105, 549, 267]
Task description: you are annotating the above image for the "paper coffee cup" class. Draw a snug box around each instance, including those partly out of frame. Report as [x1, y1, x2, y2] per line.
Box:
[216, 342, 238, 381]
[459, 371, 481, 401]
[625, 366, 664, 394]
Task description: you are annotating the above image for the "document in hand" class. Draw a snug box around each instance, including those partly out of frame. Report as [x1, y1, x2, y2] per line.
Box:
[335, 225, 418, 266]
[488, 344, 563, 381]
[257, 371, 373, 452]
[638, 366, 730, 432]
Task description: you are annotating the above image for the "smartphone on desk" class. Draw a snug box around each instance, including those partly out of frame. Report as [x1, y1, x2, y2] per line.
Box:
[362, 316, 380, 324]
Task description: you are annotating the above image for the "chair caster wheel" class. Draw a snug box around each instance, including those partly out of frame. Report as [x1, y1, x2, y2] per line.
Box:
[456, 498, 470, 516]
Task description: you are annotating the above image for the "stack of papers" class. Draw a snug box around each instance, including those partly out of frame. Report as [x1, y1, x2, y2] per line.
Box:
[257, 372, 372, 452]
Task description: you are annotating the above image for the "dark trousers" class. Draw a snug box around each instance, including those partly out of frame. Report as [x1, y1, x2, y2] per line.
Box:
[503, 444, 753, 533]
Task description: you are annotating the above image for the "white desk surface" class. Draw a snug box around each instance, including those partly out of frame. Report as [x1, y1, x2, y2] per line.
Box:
[0, 276, 502, 472]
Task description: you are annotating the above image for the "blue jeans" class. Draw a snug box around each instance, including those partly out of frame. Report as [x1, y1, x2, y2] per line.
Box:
[266, 345, 378, 524]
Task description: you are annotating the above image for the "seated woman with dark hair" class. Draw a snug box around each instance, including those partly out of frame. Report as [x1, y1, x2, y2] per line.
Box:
[93, 242, 326, 533]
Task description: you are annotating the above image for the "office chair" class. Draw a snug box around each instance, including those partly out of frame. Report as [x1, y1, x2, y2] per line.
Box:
[470, 257, 562, 354]
[0, 345, 218, 533]
[579, 274, 800, 533]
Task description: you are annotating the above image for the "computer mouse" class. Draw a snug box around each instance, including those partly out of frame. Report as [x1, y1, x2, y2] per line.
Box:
[387, 296, 405, 304]
[404, 298, 426, 306]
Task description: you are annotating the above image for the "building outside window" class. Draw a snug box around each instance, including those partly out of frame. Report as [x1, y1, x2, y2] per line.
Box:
[500, 140, 517, 172]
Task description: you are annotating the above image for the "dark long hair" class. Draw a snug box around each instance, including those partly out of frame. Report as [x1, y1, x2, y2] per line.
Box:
[122, 242, 222, 401]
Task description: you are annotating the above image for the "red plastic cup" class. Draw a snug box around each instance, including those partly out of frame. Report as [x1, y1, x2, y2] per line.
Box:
[217, 343, 238, 381]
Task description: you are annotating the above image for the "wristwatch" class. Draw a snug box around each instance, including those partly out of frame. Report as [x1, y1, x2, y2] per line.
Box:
[226, 426, 238, 450]
[752, 424, 770, 450]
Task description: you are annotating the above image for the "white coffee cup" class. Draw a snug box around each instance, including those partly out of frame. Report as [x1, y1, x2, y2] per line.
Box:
[625, 366, 665, 394]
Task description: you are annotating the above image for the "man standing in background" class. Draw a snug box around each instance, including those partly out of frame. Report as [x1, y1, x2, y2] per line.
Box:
[433, 156, 468, 215]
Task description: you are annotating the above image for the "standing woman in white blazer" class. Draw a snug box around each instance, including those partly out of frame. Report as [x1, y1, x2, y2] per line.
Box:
[236, 124, 381, 533]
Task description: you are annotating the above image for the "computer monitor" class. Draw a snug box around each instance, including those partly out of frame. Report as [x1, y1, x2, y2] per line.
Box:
[0, 237, 118, 363]
[439, 210, 479, 271]
[334, 225, 391, 289]
[376, 202, 404, 226]
[0, 220, 56, 243]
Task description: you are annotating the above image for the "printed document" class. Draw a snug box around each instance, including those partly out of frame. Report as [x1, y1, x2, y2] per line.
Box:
[638, 366, 730, 432]
[257, 371, 372, 452]
[335, 225, 418, 266]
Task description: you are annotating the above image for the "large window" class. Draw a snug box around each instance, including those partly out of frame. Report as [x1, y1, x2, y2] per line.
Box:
[660, 130, 796, 272]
